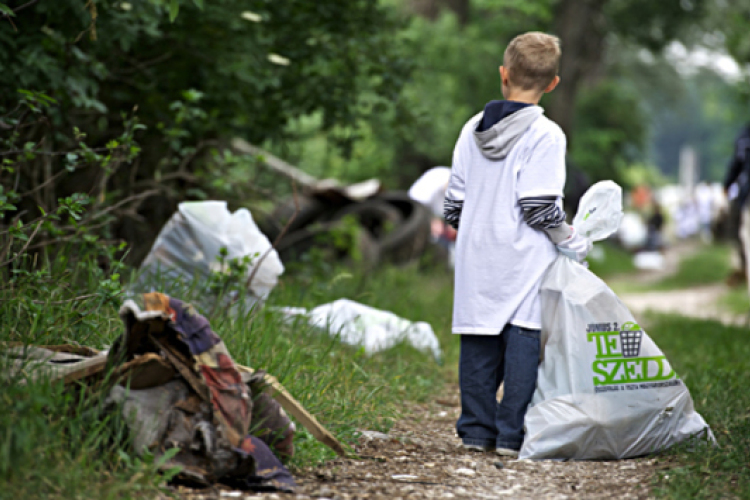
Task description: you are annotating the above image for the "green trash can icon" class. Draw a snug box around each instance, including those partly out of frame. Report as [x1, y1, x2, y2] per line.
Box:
[619, 322, 642, 358]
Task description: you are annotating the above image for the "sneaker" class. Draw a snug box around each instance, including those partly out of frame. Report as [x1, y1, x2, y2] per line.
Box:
[462, 443, 496, 452]
[495, 447, 519, 458]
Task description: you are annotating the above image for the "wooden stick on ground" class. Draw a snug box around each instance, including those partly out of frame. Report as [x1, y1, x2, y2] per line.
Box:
[3, 353, 109, 385]
[236, 364, 347, 457]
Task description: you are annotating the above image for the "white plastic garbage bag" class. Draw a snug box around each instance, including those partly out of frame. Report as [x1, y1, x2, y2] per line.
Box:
[519, 182, 713, 460]
[279, 299, 442, 362]
[572, 180, 624, 241]
[135, 201, 284, 307]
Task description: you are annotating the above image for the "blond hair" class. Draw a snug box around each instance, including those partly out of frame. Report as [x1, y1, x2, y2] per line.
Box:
[503, 32, 561, 92]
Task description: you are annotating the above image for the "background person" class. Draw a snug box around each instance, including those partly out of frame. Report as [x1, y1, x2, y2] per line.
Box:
[645, 201, 665, 252]
[408, 166, 458, 246]
[695, 181, 714, 242]
[723, 123, 750, 289]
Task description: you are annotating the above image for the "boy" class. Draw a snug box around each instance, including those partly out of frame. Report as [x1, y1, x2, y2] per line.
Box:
[444, 32, 590, 457]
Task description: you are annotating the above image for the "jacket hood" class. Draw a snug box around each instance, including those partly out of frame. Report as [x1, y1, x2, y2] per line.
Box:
[473, 103, 544, 160]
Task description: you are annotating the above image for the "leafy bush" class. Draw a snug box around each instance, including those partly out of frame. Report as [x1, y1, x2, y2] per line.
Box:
[0, 91, 141, 345]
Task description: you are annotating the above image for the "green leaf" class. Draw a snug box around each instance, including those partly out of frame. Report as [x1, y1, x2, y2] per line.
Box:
[192, 0, 204, 9]
[0, 3, 15, 17]
[169, 0, 179, 22]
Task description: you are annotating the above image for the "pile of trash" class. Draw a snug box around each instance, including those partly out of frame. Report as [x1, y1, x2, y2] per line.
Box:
[2, 292, 347, 493]
[227, 140, 433, 268]
[134, 201, 285, 312]
[260, 188, 433, 268]
[131, 201, 441, 361]
[279, 299, 442, 362]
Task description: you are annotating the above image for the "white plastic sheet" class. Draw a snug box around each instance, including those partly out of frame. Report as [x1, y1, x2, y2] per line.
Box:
[136, 201, 284, 306]
[519, 182, 713, 460]
[280, 299, 442, 362]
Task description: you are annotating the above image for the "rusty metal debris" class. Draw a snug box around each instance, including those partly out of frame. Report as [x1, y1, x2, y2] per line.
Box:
[261, 190, 433, 268]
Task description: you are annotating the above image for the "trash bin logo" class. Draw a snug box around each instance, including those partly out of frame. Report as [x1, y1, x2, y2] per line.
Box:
[619, 322, 642, 358]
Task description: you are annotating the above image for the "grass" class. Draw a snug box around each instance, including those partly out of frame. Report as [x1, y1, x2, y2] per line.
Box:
[644, 313, 750, 499]
[718, 285, 750, 316]
[0, 249, 456, 497]
[603, 242, 735, 296]
[0, 376, 176, 500]
[651, 244, 733, 291]
[586, 242, 637, 279]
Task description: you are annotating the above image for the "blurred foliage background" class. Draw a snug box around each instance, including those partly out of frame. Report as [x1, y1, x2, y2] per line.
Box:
[1, 0, 750, 260]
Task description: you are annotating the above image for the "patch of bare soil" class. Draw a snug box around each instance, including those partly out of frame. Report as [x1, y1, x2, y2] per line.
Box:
[620, 283, 747, 326]
[182, 387, 662, 500]
[613, 242, 748, 326]
[610, 241, 747, 326]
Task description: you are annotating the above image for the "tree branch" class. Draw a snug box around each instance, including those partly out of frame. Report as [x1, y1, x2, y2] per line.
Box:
[9, 0, 39, 14]
[0, 220, 42, 267]
[231, 138, 321, 190]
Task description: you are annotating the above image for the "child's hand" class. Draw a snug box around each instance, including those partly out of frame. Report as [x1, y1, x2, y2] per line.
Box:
[444, 224, 457, 241]
[556, 227, 592, 262]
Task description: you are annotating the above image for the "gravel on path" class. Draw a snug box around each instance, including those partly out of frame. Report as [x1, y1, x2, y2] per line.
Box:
[181, 390, 662, 500]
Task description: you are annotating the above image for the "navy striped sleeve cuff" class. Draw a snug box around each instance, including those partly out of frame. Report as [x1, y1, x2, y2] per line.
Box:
[519, 196, 566, 229]
[444, 197, 463, 229]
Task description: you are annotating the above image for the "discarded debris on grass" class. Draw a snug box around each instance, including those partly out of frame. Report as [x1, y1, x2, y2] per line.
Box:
[278, 298, 442, 362]
[134, 201, 285, 312]
[2, 291, 349, 494]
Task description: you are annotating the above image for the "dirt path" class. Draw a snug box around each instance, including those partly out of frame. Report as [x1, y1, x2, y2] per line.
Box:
[620, 283, 747, 326]
[287, 395, 657, 500]
[207, 391, 657, 500]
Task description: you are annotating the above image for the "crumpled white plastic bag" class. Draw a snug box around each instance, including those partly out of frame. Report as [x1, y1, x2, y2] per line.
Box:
[519, 182, 713, 460]
[135, 201, 284, 307]
[572, 180, 624, 242]
[279, 299, 442, 362]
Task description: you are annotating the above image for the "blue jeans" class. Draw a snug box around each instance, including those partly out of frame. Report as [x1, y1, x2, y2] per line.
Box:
[456, 324, 540, 450]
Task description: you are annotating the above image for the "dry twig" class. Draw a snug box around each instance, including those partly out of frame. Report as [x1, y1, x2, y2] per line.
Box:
[32, 293, 99, 305]
[245, 180, 300, 291]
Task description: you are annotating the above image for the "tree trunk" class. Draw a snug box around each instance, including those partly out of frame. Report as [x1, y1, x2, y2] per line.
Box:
[442, 0, 470, 25]
[408, 0, 470, 25]
[409, 0, 440, 20]
[546, 0, 607, 144]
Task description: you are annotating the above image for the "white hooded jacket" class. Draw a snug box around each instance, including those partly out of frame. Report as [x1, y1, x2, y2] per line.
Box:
[446, 106, 567, 333]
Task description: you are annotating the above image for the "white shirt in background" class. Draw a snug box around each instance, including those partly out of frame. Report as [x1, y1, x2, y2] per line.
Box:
[408, 166, 452, 218]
